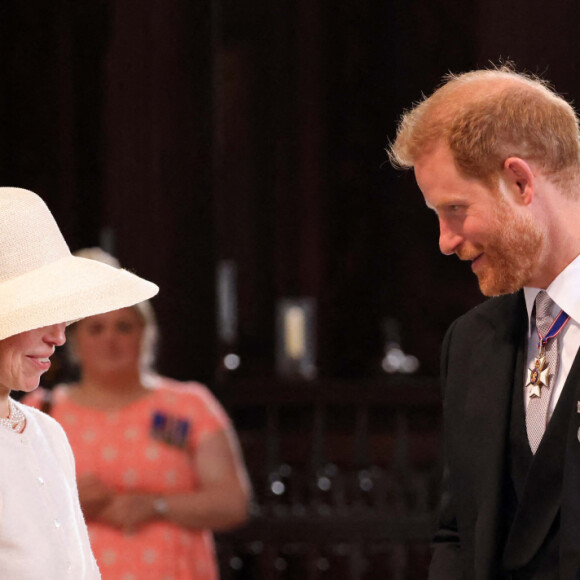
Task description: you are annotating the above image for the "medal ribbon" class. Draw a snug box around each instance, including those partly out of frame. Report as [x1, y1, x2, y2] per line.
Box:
[536, 308, 571, 350]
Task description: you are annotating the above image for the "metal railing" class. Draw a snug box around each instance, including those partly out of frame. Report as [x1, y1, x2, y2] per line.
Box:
[215, 377, 442, 579]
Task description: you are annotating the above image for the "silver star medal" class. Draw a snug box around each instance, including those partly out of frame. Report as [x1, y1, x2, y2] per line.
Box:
[525, 350, 550, 398]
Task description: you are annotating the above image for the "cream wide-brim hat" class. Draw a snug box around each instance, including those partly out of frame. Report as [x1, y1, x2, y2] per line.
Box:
[0, 187, 159, 341]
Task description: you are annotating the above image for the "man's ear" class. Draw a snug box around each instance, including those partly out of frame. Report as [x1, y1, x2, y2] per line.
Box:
[503, 157, 535, 205]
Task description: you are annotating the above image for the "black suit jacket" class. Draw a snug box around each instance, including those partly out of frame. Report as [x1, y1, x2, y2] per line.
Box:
[428, 292, 580, 580]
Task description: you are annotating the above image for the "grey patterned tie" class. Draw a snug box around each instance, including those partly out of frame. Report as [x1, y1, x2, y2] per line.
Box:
[526, 291, 559, 454]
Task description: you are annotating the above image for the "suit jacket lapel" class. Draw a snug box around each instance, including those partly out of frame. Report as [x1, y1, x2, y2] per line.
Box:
[560, 356, 580, 579]
[458, 293, 526, 576]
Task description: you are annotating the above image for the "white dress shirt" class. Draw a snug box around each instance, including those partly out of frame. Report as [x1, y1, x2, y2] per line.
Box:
[524, 253, 580, 417]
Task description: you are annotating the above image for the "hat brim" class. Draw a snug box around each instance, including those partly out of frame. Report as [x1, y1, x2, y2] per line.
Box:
[0, 255, 159, 340]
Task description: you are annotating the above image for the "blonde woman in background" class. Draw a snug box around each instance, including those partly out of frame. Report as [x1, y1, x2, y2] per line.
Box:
[25, 248, 250, 580]
[0, 189, 158, 579]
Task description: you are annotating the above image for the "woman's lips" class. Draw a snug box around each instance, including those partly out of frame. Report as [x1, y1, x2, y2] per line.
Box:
[27, 356, 51, 371]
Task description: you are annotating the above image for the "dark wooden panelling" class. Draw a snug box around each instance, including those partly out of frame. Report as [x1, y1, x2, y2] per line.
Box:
[102, 0, 216, 382]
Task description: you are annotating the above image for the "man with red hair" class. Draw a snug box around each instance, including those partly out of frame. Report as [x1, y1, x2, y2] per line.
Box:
[390, 66, 580, 579]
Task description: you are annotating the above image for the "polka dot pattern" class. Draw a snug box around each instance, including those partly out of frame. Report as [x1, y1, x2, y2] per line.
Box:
[24, 378, 230, 580]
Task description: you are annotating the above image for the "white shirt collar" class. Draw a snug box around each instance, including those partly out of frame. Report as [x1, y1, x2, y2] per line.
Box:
[524, 253, 580, 335]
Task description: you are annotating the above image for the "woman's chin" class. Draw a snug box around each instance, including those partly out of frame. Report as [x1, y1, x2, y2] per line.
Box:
[13, 379, 42, 393]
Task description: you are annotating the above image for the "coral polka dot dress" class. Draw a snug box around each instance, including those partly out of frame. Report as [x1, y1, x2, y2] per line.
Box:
[25, 377, 230, 580]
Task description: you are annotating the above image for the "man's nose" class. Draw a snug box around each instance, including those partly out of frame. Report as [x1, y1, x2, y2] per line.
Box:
[439, 221, 463, 255]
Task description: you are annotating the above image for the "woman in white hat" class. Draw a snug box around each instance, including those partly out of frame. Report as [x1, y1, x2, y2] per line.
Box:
[0, 187, 158, 579]
[25, 247, 251, 580]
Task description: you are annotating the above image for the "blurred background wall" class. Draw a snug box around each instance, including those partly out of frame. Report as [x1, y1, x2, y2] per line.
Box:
[4, 0, 579, 383]
[4, 1, 580, 577]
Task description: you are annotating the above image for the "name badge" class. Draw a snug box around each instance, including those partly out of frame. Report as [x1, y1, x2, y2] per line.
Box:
[150, 411, 191, 449]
